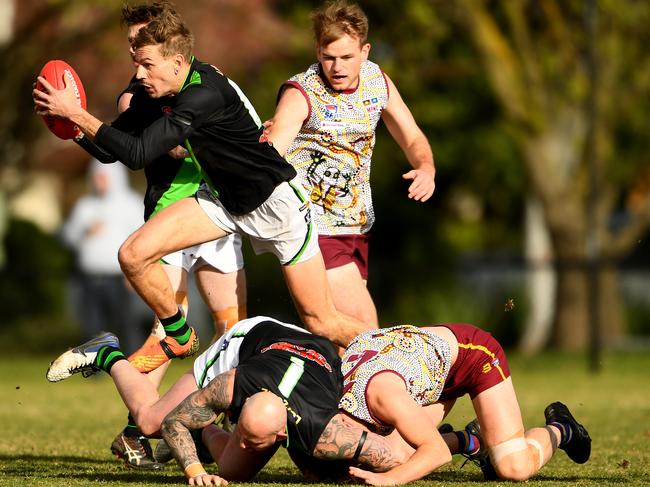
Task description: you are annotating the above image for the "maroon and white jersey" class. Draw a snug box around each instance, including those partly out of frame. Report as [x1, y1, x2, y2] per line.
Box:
[282, 61, 389, 236]
[339, 325, 452, 434]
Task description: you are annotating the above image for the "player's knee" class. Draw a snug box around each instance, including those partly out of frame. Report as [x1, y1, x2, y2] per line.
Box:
[118, 235, 153, 276]
[490, 437, 536, 481]
[494, 458, 534, 481]
[118, 239, 139, 275]
[134, 412, 160, 438]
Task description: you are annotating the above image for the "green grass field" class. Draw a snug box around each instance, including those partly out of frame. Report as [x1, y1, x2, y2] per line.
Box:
[1, 351, 649, 486]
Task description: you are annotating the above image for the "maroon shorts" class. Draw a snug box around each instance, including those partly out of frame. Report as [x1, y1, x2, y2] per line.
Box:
[318, 234, 370, 280]
[438, 324, 510, 401]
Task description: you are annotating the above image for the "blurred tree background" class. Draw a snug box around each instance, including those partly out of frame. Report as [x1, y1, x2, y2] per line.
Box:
[0, 0, 648, 355]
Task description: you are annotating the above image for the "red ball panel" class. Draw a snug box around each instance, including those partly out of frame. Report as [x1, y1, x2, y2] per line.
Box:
[37, 60, 87, 140]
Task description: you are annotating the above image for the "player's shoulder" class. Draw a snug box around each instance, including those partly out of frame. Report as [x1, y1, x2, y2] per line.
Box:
[179, 61, 233, 103]
[361, 60, 386, 82]
[186, 60, 230, 88]
[288, 62, 320, 84]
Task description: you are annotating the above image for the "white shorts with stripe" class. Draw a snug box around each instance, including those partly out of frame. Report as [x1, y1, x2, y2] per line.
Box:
[196, 181, 319, 265]
[161, 232, 244, 274]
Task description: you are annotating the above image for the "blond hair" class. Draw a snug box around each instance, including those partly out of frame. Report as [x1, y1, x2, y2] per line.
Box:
[312, 0, 369, 46]
[132, 8, 193, 61]
[120, 1, 177, 27]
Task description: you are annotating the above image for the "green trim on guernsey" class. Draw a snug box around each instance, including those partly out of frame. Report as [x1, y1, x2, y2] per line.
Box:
[179, 56, 198, 92]
[184, 139, 220, 197]
[151, 158, 202, 217]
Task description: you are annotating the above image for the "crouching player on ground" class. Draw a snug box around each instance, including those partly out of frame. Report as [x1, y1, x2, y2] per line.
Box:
[46, 317, 402, 484]
[335, 324, 591, 485]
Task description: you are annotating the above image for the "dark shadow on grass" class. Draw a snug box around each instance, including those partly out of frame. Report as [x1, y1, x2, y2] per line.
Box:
[2, 455, 638, 485]
[425, 470, 638, 484]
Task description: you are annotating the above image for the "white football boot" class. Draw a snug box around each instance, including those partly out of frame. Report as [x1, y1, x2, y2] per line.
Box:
[46, 332, 120, 382]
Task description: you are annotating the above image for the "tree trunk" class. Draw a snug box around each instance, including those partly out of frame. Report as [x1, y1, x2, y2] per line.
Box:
[552, 261, 590, 349]
[598, 263, 625, 343]
[521, 197, 556, 354]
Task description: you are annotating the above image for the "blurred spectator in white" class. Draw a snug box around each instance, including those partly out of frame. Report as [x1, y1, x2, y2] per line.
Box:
[61, 159, 145, 353]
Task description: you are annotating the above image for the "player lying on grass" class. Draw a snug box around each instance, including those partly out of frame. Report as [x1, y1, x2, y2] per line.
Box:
[154, 322, 591, 485]
[332, 324, 592, 485]
[46, 316, 402, 485]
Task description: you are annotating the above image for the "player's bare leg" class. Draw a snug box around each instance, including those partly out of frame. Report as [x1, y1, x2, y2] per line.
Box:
[473, 378, 567, 481]
[195, 265, 247, 342]
[110, 263, 187, 469]
[119, 198, 229, 371]
[282, 252, 376, 347]
[129, 264, 186, 379]
[207, 424, 281, 481]
[119, 198, 228, 318]
[326, 262, 378, 327]
[110, 365, 199, 438]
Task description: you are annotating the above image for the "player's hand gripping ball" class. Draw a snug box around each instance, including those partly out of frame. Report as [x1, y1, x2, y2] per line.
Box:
[37, 60, 87, 139]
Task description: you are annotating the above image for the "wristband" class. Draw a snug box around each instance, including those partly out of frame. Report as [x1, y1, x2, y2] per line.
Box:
[352, 430, 368, 462]
[184, 462, 207, 479]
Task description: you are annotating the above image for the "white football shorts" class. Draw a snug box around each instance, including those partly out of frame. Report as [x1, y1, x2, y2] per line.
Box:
[161, 232, 244, 274]
[195, 181, 319, 265]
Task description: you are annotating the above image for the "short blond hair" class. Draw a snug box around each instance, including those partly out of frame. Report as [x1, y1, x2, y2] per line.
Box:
[133, 8, 193, 61]
[312, 0, 368, 47]
[120, 1, 177, 27]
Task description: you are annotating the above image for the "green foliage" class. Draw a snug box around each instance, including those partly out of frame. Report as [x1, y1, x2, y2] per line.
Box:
[624, 298, 650, 337]
[0, 218, 73, 328]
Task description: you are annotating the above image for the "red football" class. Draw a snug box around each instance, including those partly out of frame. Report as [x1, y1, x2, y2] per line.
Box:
[37, 60, 87, 140]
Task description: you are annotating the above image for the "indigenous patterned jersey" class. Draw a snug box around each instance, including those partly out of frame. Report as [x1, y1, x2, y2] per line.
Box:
[339, 325, 452, 434]
[283, 61, 389, 235]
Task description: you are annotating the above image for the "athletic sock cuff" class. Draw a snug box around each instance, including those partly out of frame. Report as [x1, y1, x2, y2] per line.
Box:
[160, 309, 184, 328]
[96, 346, 127, 374]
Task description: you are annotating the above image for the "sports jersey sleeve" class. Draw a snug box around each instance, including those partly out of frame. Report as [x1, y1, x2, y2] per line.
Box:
[75, 136, 118, 164]
[94, 84, 220, 170]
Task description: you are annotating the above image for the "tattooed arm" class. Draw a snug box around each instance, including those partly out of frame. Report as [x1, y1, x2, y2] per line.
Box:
[161, 370, 235, 485]
[312, 414, 403, 472]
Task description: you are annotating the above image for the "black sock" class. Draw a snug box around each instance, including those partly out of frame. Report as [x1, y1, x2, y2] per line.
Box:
[550, 421, 572, 446]
[124, 414, 140, 438]
[95, 346, 126, 374]
[455, 430, 481, 455]
[160, 309, 191, 345]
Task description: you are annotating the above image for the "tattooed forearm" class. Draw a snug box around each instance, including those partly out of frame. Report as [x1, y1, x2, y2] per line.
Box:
[313, 415, 358, 460]
[356, 431, 401, 472]
[160, 371, 234, 469]
[313, 415, 400, 471]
